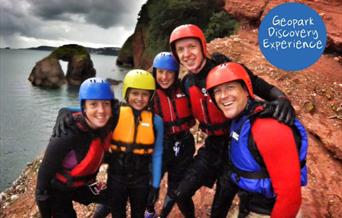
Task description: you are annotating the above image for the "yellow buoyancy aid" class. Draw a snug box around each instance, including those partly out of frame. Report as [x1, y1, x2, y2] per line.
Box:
[111, 106, 155, 155]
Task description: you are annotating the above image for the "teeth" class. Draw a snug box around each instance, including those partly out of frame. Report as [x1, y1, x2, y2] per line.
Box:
[223, 102, 233, 106]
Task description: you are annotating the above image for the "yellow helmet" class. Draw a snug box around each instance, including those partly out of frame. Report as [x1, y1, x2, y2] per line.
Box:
[122, 69, 156, 99]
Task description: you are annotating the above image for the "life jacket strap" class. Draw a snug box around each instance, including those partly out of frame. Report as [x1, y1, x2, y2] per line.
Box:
[164, 116, 194, 128]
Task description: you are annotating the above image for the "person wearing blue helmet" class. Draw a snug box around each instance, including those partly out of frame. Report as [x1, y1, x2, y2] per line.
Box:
[36, 77, 115, 218]
[151, 52, 196, 218]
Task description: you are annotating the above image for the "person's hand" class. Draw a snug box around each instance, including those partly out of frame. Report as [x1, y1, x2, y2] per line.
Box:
[52, 108, 75, 137]
[36, 190, 51, 218]
[260, 98, 295, 125]
[271, 97, 295, 125]
[211, 52, 231, 65]
[146, 186, 159, 212]
[144, 209, 157, 218]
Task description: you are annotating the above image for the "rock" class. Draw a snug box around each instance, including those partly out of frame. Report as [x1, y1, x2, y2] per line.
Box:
[28, 44, 96, 88]
[303, 100, 316, 113]
[10, 194, 19, 201]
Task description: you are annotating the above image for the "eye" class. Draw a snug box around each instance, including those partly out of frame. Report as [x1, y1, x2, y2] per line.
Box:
[176, 47, 184, 53]
[189, 44, 197, 49]
[213, 88, 221, 96]
[104, 101, 111, 106]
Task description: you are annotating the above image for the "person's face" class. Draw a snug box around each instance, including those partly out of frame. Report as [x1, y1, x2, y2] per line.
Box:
[156, 69, 176, 89]
[84, 100, 112, 129]
[127, 88, 151, 111]
[175, 38, 204, 74]
[213, 81, 248, 119]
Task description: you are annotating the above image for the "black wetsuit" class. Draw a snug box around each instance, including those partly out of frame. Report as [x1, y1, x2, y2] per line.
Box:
[36, 113, 111, 218]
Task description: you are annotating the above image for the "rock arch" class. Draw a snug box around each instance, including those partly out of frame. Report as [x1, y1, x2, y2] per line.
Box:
[28, 44, 96, 88]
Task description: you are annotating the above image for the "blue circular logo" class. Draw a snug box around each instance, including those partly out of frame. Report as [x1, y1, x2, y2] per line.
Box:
[258, 2, 327, 71]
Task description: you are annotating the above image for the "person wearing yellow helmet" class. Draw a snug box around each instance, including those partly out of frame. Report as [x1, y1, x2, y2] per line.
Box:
[93, 69, 164, 218]
[52, 71, 163, 218]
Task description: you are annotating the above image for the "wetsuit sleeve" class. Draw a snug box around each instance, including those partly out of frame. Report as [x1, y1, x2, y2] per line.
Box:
[152, 114, 164, 188]
[36, 132, 77, 192]
[242, 64, 276, 100]
[252, 118, 301, 218]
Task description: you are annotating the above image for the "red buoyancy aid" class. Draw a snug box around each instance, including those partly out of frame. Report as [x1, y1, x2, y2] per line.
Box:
[154, 88, 195, 136]
[55, 133, 111, 187]
[188, 85, 229, 136]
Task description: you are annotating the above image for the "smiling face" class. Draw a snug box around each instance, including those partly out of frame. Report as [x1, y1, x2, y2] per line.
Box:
[213, 81, 249, 119]
[84, 100, 112, 129]
[175, 38, 205, 74]
[127, 88, 151, 111]
[155, 69, 176, 89]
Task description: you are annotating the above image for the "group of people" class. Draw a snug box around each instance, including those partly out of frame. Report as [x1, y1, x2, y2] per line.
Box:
[36, 24, 308, 218]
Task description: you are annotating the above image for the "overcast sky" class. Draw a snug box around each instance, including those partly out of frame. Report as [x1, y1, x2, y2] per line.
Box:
[0, 0, 147, 48]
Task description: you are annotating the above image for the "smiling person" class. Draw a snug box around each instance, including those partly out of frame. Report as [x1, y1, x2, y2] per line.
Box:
[102, 69, 164, 218]
[35, 78, 115, 218]
[169, 24, 297, 217]
[206, 62, 308, 217]
[152, 52, 196, 218]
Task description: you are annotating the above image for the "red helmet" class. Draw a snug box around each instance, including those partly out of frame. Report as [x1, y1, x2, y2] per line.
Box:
[206, 62, 254, 98]
[169, 24, 207, 62]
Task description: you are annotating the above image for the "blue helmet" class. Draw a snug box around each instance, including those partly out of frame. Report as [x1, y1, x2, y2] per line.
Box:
[152, 52, 179, 73]
[79, 78, 114, 104]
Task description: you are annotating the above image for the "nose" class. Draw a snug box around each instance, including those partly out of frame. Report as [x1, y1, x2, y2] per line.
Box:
[219, 89, 229, 99]
[97, 103, 105, 112]
[137, 93, 144, 101]
[183, 47, 191, 57]
[160, 72, 167, 80]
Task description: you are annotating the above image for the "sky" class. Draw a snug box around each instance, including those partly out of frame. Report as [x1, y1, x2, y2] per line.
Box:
[0, 0, 147, 49]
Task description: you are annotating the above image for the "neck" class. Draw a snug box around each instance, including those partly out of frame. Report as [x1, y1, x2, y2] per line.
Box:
[84, 117, 99, 130]
[190, 58, 207, 74]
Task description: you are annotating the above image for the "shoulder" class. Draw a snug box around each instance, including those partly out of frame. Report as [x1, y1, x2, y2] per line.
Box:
[153, 114, 163, 124]
[252, 118, 292, 136]
[49, 129, 81, 148]
[251, 118, 294, 151]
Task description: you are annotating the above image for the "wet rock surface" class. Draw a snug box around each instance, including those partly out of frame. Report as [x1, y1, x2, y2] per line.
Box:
[28, 44, 96, 88]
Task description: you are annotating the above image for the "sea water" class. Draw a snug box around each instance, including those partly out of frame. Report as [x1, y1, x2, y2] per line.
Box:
[0, 49, 128, 191]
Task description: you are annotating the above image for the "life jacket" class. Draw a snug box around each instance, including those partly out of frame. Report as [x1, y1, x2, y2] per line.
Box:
[55, 128, 111, 188]
[228, 108, 308, 199]
[188, 83, 229, 136]
[153, 88, 195, 136]
[110, 106, 155, 155]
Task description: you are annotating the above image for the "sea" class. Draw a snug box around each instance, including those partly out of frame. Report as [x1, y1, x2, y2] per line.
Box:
[0, 49, 129, 191]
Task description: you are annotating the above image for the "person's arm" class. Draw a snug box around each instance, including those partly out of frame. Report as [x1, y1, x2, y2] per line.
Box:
[52, 107, 80, 137]
[252, 118, 301, 218]
[243, 64, 295, 125]
[152, 114, 164, 188]
[36, 131, 77, 217]
[145, 114, 164, 214]
[36, 133, 76, 193]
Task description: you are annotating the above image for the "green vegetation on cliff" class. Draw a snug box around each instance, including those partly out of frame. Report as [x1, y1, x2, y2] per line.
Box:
[49, 44, 89, 61]
[118, 0, 238, 67]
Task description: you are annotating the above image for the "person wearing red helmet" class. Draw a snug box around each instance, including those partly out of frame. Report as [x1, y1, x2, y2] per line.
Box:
[206, 62, 308, 217]
[169, 24, 296, 217]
